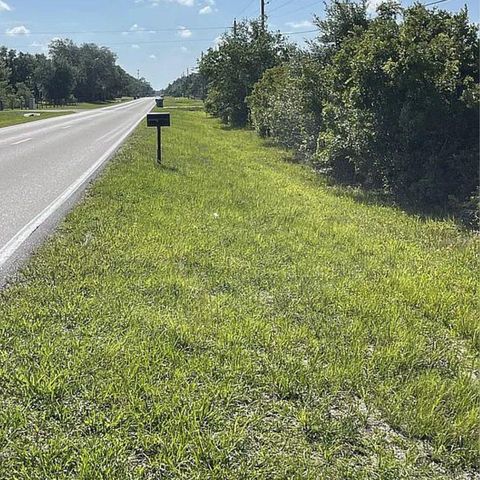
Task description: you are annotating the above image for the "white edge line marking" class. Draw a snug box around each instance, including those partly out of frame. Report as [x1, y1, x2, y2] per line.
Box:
[0, 101, 153, 269]
[11, 137, 32, 145]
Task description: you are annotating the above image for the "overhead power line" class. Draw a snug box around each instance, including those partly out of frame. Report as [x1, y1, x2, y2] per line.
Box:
[268, 0, 295, 15]
[4, 28, 318, 50]
[237, 0, 257, 17]
[270, 0, 322, 20]
[423, 0, 450, 5]
[0, 26, 232, 37]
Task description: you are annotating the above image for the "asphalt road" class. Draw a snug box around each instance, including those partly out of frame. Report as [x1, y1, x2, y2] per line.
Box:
[0, 97, 154, 283]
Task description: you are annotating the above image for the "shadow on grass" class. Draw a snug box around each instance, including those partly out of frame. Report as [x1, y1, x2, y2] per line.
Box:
[261, 139, 305, 164]
[219, 123, 249, 132]
[206, 113, 478, 231]
[324, 179, 478, 230]
[258, 136, 478, 230]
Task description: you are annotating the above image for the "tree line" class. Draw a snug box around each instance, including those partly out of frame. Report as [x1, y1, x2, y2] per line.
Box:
[169, 0, 479, 222]
[163, 72, 206, 100]
[0, 39, 154, 108]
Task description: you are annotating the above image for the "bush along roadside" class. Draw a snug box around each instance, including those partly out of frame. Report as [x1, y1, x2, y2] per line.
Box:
[197, 1, 479, 224]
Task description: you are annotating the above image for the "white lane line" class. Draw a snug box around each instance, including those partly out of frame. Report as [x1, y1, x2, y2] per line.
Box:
[96, 124, 126, 142]
[0, 102, 153, 270]
[11, 138, 32, 145]
[61, 125, 72, 129]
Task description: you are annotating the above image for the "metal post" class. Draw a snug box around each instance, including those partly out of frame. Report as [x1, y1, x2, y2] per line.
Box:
[157, 126, 162, 164]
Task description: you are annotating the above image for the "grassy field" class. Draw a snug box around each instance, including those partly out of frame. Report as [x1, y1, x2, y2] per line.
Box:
[0, 98, 478, 479]
[0, 98, 134, 128]
[0, 110, 72, 128]
[36, 97, 135, 111]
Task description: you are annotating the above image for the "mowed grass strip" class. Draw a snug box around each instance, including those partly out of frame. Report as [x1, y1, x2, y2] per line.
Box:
[0, 110, 72, 128]
[0, 98, 478, 479]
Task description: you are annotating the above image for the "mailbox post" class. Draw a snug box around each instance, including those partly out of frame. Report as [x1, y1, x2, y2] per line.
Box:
[147, 112, 171, 164]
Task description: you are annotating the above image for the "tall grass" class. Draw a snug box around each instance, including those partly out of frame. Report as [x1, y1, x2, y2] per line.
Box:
[0, 98, 478, 479]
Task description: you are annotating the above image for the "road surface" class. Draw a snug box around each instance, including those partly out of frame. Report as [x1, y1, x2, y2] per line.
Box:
[0, 97, 154, 283]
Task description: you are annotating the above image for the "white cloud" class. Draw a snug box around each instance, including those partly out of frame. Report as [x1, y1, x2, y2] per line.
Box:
[30, 41, 47, 51]
[285, 20, 312, 29]
[367, 0, 385, 15]
[6, 25, 30, 36]
[180, 46, 188, 52]
[177, 26, 192, 38]
[199, 0, 215, 14]
[130, 23, 145, 31]
[125, 24, 156, 35]
[131, 44, 140, 49]
[149, 54, 157, 58]
[0, 1, 11, 12]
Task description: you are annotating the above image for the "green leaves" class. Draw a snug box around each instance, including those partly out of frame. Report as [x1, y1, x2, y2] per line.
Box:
[199, 20, 291, 127]
[249, 1, 479, 212]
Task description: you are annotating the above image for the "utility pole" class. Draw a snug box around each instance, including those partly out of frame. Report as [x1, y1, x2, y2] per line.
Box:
[233, 18, 237, 36]
[261, 0, 265, 30]
[137, 69, 140, 80]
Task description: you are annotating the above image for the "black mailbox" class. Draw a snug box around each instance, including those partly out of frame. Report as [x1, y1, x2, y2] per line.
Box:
[155, 97, 164, 108]
[147, 112, 170, 127]
[147, 112, 171, 164]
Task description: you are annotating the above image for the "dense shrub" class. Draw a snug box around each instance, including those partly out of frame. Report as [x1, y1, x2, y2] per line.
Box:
[171, 0, 478, 212]
[199, 20, 291, 127]
[317, 2, 479, 206]
[248, 57, 323, 158]
[247, 1, 479, 211]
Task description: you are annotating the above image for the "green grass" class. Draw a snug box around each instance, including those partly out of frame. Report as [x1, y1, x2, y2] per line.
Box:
[0, 99, 478, 479]
[0, 98, 134, 128]
[0, 110, 72, 128]
[32, 97, 135, 112]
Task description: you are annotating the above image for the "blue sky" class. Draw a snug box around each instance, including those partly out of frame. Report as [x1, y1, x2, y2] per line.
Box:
[0, 0, 478, 89]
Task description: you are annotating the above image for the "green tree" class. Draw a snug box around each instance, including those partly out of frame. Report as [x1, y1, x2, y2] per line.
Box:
[199, 20, 291, 126]
[0, 56, 12, 108]
[248, 55, 323, 158]
[15, 82, 33, 108]
[40, 58, 76, 105]
[164, 72, 207, 99]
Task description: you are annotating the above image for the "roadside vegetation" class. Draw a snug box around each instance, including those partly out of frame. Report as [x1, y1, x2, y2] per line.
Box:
[166, 1, 479, 225]
[32, 96, 134, 110]
[164, 73, 206, 100]
[0, 97, 134, 129]
[0, 98, 478, 479]
[0, 110, 72, 128]
[0, 42, 153, 109]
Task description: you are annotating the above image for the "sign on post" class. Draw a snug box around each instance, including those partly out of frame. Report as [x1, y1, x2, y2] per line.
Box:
[146, 112, 171, 164]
